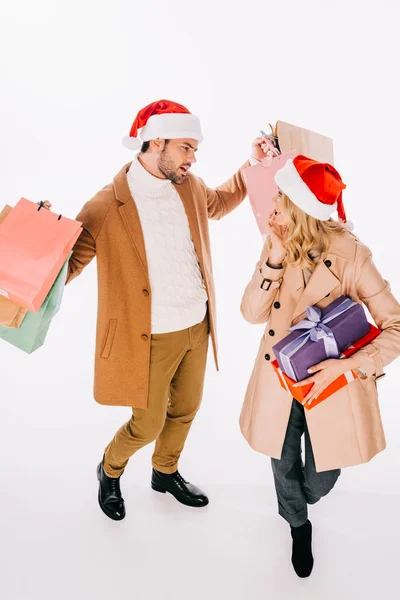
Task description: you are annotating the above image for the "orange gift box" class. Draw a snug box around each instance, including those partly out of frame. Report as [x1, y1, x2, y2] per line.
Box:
[272, 323, 381, 410]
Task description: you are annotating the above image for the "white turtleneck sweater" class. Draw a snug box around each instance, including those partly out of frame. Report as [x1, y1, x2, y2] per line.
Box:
[127, 155, 208, 334]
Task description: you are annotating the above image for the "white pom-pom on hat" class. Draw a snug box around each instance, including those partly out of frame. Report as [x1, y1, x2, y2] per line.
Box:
[122, 136, 142, 150]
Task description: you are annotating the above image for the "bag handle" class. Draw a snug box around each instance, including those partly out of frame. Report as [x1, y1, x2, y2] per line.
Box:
[37, 201, 62, 221]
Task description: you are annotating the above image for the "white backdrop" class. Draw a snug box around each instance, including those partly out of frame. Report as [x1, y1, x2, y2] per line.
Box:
[1, 1, 399, 599]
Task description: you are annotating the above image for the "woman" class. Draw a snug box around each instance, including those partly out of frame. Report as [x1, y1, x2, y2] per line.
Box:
[240, 154, 400, 578]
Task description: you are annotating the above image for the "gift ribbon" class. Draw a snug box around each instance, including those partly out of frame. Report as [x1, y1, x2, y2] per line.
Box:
[279, 298, 357, 381]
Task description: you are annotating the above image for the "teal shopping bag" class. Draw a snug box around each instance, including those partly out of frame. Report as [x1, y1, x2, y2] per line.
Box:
[0, 257, 69, 353]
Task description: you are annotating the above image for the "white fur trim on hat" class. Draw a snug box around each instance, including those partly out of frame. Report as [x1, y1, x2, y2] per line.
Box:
[141, 112, 203, 143]
[274, 159, 336, 221]
[122, 112, 203, 150]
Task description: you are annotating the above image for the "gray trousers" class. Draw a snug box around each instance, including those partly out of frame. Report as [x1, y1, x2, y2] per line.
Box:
[271, 399, 341, 528]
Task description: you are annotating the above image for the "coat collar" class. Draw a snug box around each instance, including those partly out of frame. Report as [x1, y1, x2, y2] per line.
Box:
[290, 234, 354, 323]
[291, 258, 341, 323]
[112, 162, 203, 277]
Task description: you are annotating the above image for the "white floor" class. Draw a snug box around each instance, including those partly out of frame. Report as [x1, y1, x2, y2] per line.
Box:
[1, 414, 398, 600]
[1, 263, 400, 600]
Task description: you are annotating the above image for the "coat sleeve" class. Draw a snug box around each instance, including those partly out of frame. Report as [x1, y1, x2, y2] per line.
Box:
[240, 240, 284, 325]
[202, 161, 250, 220]
[66, 227, 96, 284]
[66, 191, 112, 284]
[351, 245, 400, 380]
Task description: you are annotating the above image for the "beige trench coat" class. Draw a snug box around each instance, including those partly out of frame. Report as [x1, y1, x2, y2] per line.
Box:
[67, 161, 249, 408]
[240, 231, 400, 472]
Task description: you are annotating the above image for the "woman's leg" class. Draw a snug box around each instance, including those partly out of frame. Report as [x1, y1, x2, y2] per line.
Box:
[271, 399, 309, 527]
[303, 419, 341, 505]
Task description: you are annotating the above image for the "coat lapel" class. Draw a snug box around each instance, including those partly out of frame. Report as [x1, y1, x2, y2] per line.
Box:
[292, 257, 341, 323]
[113, 162, 148, 276]
[286, 263, 305, 307]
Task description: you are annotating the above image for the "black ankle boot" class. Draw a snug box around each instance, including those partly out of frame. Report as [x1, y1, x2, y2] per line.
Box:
[151, 469, 209, 507]
[97, 462, 126, 521]
[290, 520, 314, 577]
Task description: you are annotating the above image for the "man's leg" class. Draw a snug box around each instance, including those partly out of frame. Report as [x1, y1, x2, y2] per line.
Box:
[151, 316, 210, 506]
[97, 327, 189, 520]
[152, 316, 209, 473]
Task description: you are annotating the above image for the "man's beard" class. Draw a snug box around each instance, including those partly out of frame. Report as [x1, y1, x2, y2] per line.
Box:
[157, 149, 186, 185]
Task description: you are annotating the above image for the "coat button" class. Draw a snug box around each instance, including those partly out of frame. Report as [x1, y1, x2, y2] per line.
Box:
[264, 353, 271, 361]
[142, 289, 150, 296]
[269, 329, 275, 337]
[324, 259, 332, 268]
[274, 301, 281, 309]
[141, 334, 149, 341]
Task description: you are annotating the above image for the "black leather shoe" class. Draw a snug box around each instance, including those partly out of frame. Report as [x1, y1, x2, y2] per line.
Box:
[97, 462, 126, 521]
[151, 469, 209, 507]
[290, 520, 314, 578]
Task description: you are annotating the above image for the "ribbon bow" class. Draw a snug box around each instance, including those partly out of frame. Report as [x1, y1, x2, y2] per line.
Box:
[278, 298, 357, 380]
[289, 305, 339, 353]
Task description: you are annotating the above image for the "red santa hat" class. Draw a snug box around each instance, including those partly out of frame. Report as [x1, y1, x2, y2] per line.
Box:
[274, 154, 353, 229]
[122, 99, 203, 150]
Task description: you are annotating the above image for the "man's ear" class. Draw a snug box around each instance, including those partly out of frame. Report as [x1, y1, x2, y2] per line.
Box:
[149, 138, 165, 154]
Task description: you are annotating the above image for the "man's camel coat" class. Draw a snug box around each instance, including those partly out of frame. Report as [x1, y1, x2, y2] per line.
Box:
[67, 161, 249, 408]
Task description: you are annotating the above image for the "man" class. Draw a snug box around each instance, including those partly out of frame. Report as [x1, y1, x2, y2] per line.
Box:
[65, 99, 267, 520]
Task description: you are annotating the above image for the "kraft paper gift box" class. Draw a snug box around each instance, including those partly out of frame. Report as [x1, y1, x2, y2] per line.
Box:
[272, 296, 371, 383]
[0, 198, 82, 312]
[272, 323, 381, 410]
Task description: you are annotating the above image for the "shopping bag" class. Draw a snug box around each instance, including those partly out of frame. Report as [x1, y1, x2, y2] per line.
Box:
[0, 205, 28, 327]
[275, 120, 334, 163]
[242, 151, 296, 237]
[0, 198, 82, 312]
[0, 205, 12, 223]
[0, 257, 69, 353]
[243, 121, 334, 237]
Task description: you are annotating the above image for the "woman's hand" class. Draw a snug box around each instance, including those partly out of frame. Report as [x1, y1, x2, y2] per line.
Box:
[266, 209, 287, 266]
[294, 357, 358, 406]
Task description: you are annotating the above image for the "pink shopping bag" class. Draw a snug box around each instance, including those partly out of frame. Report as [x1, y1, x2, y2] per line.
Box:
[0, 198, 82, 312]
[242, 151, 296, 237]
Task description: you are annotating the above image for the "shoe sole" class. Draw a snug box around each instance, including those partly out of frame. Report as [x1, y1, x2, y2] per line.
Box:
[97, 464, 126, 521]
[151, 483, 209, 508]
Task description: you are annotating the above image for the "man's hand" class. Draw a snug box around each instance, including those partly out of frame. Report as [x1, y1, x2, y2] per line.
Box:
[294, 357, 359, 406]
[37, 201, 52, 211]
[252, 135, 279, 162]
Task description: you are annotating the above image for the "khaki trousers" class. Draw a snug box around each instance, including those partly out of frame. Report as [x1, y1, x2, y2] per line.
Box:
[103, 316, 209, 477]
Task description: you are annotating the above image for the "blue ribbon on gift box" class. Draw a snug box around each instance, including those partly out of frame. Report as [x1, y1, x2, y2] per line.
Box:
[279, 297, 357, 381]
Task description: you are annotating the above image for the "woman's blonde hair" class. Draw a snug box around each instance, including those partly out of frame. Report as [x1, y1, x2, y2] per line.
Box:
[280, 193, 346, 270]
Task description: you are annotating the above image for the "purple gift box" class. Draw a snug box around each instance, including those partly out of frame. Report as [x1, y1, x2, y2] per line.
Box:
[272, 295, 370, 382]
